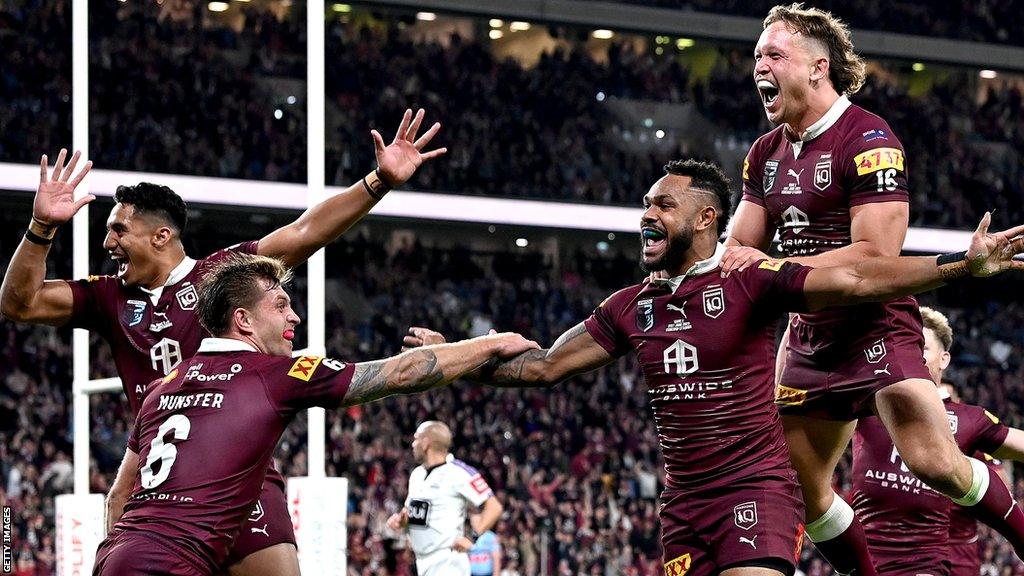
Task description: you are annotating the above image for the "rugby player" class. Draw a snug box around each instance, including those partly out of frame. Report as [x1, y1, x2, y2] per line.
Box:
[91, 254, 537, 575]
[405, 158, 1024, 576]
[851, 306, 1024, 575]
[722, 5, 1024, 572]
[0, 109, 445, 575]
[386, 421, 504, 576]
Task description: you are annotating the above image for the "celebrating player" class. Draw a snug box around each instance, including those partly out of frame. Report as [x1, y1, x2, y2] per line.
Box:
[386, 421, 504, 576]
[722, 5, 1024, 572]
[851, 306, 1024, 574]
[91, 254, 536, 575]
[0, 109, 446, 575]
[406, 158, 1024, 576]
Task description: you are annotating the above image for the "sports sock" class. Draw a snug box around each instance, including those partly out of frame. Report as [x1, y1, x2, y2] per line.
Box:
[955, 457, 1024, 559]
[805, 492, 877, 576]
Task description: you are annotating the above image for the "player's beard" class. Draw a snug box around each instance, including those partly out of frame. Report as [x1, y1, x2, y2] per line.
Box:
[640, 225, 693, 274]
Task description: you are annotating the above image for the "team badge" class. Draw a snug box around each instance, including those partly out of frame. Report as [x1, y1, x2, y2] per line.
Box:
[734, 501, 758, 530]
[814, 154, 832, 191]
[636, 298, 655, 332]
[947, 412, 959, 435]
[123, 299, 147, 327]
[248, 500, 265, 522]
[864, 338, 887, 364]
[175, 283, 199, 311]
[287, 356, 323, 381]
[758, 259, 784, 271]
[702, 286, 725, 319]
[775, 384, 807, 406]
[763, 160, 779, 192]
[664, 553, 692, 576]
[781, 205, 809, 235]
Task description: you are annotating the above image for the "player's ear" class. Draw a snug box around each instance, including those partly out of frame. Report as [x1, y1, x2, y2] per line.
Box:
[151, 224, 174, 248]
[695, 205, 717, 232]
[939, 350, 951, 371]
[233, 307, 254, 335]
[810, 56, 829, 83]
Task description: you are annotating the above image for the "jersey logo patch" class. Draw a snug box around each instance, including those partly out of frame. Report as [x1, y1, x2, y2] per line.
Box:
[636, 298, 655, 332]
[864, 338, 887, 364]
[984, 410, 1000, 424]
[814, 154, 832, 190]
[757, 259, 784, 272]
[854, 147, 904, 175]
[775, 384, 807, 406]
[947, 413, 959, 434]
[734, 501, 758, 530]
[407, 499, 430, 527]
[862, 129, 888, 142]
[287, 356, 323, 381]
[123, 299, 147, 327]
[763, 160, 779, 192]
[742, 156, 750, 181]
[175, 284, 199, 311]
[702, 286, 725, 319]
[469, 475, 491, 495]
[664, 553, 692, 576]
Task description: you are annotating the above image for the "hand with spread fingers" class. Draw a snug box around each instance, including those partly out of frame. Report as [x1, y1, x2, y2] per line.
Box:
[720, 245, 770, 277]
[374, 108, 448, 189]
[402, 326, 447, 351]
[34, 149, 95, 227]
[966, 212, 1024, 277]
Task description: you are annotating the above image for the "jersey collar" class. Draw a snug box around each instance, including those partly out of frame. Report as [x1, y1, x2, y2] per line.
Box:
[198, 337, 258, 353]
[137, 256, 198, 304]
[788, 95, 851, 158]
[938, 385, 951, 400]
[649, 242, 726, 294]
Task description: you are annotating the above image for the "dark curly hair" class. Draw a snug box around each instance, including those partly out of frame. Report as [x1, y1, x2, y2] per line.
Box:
[764, 3, 867, 96]
[113, 182, 188, 234]
[663, 159, 733, 236]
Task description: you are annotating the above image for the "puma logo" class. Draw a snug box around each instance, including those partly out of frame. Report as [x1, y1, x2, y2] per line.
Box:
[666, 302, 687, 317]
[251, 524, 269, 537]
[739, 534, 758, 549]
[874, 363, 891, 376]
[787, 168, 804, 184]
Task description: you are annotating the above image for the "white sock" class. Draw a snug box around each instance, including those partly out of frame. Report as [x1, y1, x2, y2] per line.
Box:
[805, 491, 855, 543]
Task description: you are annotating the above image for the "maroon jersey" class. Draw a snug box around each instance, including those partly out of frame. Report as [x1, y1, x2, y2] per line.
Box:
[741, 97, 918, 328]
[851, 398, 1009, 557]
[67, 242, 258, 414]
[584, 247, 811, 490]
[114, 339, 354, 571]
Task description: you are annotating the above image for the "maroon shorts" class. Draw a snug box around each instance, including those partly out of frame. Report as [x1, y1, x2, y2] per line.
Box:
[660, 471, 805, 576]
[776, 301, 931, 421]
[947, 541, 980, 576]
[93, 530, 211, 576]
[224, 473, 296, 566]
[872, 548, 950, 576]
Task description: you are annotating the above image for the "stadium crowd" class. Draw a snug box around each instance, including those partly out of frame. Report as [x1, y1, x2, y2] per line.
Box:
[3, 1, 1023, 229]
[3, 196, 1024, 572]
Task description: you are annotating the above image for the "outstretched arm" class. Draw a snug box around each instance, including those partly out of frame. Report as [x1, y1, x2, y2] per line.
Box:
[802, 213, 1024, 311]
[1, 150, 93, 325]
[481, 323, 615, 388]
[993, 429, 1024, 462]
[258, 109, 447, 267]
[341, 332, 537, 406]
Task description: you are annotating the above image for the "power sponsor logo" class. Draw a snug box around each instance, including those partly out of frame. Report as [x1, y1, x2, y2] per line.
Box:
[854, 147, 904, 176]
[774, 384, 807, 406]
[287, 356, 323, 381]
[664, 553, 692, 576]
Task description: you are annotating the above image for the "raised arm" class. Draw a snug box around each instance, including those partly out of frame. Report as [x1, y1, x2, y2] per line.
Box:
[801, 213, 1024, 311]
[105, 447, 139, 533]
[0, 150, 94, 325]
[341, 332, 537, 407]
[258, 109, 447, 267]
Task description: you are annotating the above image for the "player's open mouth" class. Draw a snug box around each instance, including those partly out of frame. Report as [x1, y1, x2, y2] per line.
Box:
[111, 254, 129, 277]
[642, 227, 667, 257]
[757, 81, 780, 108]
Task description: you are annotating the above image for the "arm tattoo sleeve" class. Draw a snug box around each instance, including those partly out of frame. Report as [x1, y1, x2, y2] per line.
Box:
[344, 349, 443, 406]
[486, 322, 590, 388]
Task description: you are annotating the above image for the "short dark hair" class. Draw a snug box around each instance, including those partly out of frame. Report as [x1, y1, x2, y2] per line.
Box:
[663, 159, 733, 235]
[197, 254, 293, 336]
[114, 182, 188, 234]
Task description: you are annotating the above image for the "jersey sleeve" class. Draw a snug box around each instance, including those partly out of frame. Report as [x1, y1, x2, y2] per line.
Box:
[966, 406, 1011, 455]
[582, 287, 636, 358]
[453, 462, 494, 508]
[127, 409, 142, 454]
[841, 118, 909, 207]
[66, 275, 118, 334]
[740, 143, 766, 207]
[260, 355, 356, 416]
[737, 259, 813, 313]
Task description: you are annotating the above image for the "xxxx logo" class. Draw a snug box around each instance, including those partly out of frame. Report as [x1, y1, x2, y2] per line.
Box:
[664, 553, 692, 576]
[287, 356, 323, 381]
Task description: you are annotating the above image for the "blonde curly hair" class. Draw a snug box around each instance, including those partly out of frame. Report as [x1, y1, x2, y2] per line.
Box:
[764, 3, 867, 96]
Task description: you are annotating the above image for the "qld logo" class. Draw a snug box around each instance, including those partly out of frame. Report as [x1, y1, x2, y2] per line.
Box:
[702, 286, 725, 319]
[864, 338, 887, 364]
[176, 283, 199, 311]
[814, 154, 832, 191]
[734, 501, 758, 530]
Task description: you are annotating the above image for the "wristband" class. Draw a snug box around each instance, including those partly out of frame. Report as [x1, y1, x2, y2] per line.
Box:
[936, 250, 969, 281]
[362, 168, 391, 201]
[26, 217, 57, 245]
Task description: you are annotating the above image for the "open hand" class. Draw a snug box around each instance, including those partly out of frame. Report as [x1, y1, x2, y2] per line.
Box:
[485, 332, 541, 359]
[966, 212, 1024, 277]
[720, 245, 770, 277]
[34, 149, 94, 226]
[374, 109, 447, 188]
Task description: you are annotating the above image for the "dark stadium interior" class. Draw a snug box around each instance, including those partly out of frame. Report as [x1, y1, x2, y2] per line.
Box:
[3, 0, 1024, 573]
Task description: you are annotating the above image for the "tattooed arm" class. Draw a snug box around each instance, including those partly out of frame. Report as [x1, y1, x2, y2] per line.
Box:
[480, 323, 615, 389]
[342, 332, 539, 406]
